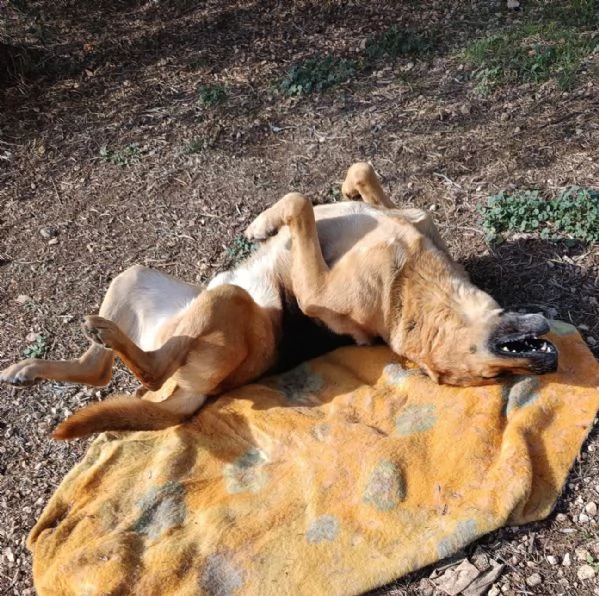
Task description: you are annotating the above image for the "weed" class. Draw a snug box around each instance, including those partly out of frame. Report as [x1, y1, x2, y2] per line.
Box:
[543, 0, 598, 29]
[479, 186, 599, 243]
[189, 56, 209, 70]
[99, 143, 141, 166]
[279, 55, 357, 96]
[183, 138, 209, 154]
[364, 26, 432, 62]
[225, 235, 256, 265]
[23, 333, 47, 359]
[197, 84, 229, 106]
[465, 23, 598, 90]
[328, 186, 341, 201]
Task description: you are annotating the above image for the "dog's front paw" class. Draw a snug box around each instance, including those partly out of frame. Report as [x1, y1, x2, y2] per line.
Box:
[245, 212, 281, 242]
[0, 360, 42, 386]
[82, 315, 121, 348]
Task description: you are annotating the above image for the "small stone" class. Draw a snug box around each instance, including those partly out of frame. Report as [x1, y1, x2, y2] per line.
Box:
[25, 332, 41, 343]
[488, 587, 501, 596]
[577, 564, 597, 580]
[472, 551, 490, 571]
[48, 237, 59, 245]
[575, 547, 591, 561]
[16, 294, 32, 304]
[556, 513, 568, 522]
[500, 112, 509, 122]
[563, 553, 572, 566]
[39, 227, 58, 239]
[587, 336, 598, 346]
[579, 512, 591, 523]
[547, 555, 558, 565]
[526, 573, 542, 587]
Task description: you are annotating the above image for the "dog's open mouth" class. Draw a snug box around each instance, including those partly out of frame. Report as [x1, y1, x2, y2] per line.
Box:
[495, 336, 557, 356]
[489, 313, 558, 374]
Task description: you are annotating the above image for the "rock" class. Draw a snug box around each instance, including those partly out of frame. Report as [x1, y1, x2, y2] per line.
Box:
[579, 512, 591, 523]
[526, 573, 542, 587]
[431, 559, 479, 595]
[546, 555, 558, 566]
[563, 553, 572, 566]
[488, 587, 500, 596]
[587, 336, 597, 346]
[577, 565, 596, 580]
[555, 513, 568, 522]
[16, 294, 32, 305]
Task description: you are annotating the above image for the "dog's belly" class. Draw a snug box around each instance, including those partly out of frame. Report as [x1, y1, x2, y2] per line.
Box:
[207, 252, 282, 311]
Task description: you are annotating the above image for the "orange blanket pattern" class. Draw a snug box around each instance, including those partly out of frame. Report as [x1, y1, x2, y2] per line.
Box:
[29, 321, 599, 595]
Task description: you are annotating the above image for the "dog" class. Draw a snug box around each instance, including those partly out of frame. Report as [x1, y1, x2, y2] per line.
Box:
[0, 163, 557, 438]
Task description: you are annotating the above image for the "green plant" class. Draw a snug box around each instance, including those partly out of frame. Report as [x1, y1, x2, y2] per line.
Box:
[586, 553, 599, 573]
[465, 23, 597, 91]
[226, 235, 256, 265]
[197, 84, 229, 106]
[279, 55, 357, 96]
[543, 0, 598, 29]
[479, 186, 599, 243]
[99, 143, 141, 166]
[364, 26, 432, 62]
[23, 333, 47, 358]
[183, 138, 208, 154]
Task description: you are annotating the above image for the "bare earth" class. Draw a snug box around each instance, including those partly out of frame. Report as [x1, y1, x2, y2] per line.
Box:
[1, 1, 598, 594]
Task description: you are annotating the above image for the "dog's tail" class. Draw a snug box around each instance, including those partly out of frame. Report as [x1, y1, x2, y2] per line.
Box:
[52, 393, 206, 440]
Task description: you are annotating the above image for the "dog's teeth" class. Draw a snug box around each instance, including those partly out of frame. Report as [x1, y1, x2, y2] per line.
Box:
[501, 346, 509, 352]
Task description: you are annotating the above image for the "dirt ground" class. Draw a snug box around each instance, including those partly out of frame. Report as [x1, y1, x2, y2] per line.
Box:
[1, 1, 598, 594]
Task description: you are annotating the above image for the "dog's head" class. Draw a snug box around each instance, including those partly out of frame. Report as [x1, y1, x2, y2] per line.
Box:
[415, 310, 558, 386]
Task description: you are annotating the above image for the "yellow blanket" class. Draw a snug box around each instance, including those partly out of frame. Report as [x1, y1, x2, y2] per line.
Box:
[29, 321, 599, 595]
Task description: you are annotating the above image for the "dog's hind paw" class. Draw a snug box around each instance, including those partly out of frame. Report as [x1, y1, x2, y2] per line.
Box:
[82, 315, 121, 349]
[0, 360, 41, 386]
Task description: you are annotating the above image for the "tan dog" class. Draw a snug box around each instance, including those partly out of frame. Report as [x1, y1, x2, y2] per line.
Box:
[0, 163, 557, 438]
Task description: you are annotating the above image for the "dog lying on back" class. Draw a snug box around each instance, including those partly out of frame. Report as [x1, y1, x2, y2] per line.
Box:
[0, 163, 557, 438]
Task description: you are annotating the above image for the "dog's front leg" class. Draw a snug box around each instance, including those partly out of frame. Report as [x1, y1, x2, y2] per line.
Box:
[246, 193, 374, 344]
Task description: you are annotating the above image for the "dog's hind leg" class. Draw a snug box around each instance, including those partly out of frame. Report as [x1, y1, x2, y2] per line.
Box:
[80, 315, 189, 391]
[81, 283, 277, 394]
[0, 265, 197, 389]
[0, 343, 114, 388]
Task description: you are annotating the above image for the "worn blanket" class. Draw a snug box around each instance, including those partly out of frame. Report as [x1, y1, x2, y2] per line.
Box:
[29, 321, 599, 595]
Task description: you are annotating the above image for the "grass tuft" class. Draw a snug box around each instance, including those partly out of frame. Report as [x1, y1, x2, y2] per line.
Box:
[279, 55, 357, 96]
[197, 84, 229, 106]
[22, 333, 48, 358]
[99, 143, 141, 166]
[364, 26, 432, 61]
[225, 236, 256, 265]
